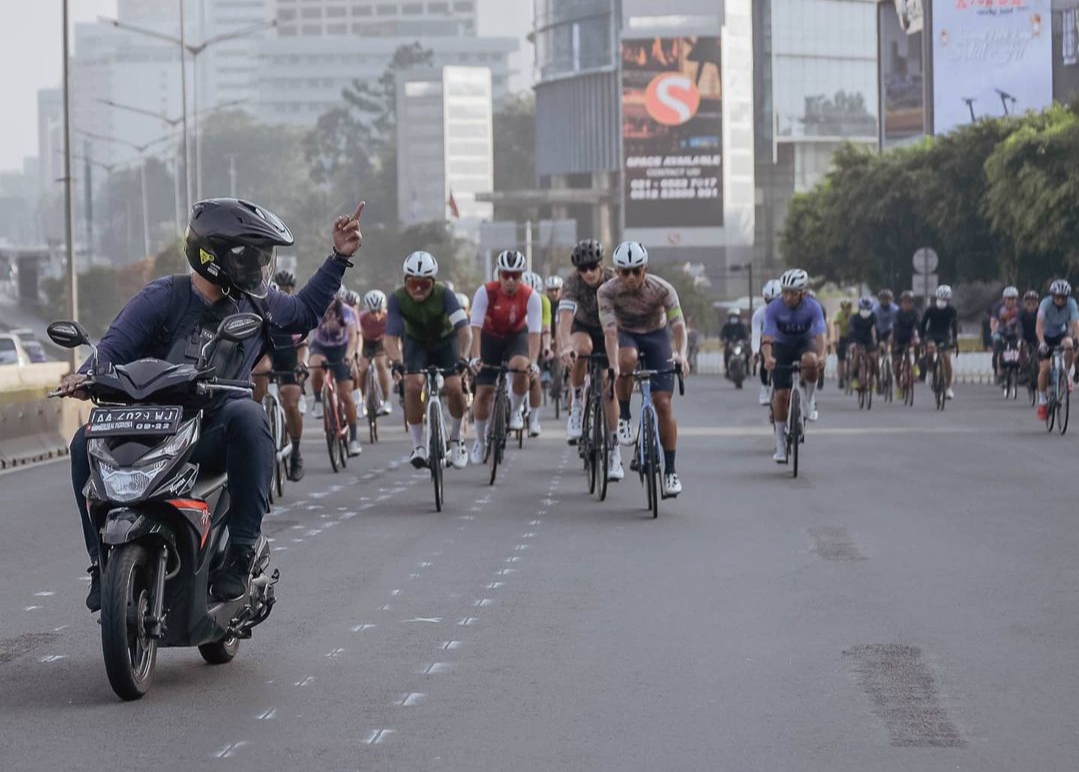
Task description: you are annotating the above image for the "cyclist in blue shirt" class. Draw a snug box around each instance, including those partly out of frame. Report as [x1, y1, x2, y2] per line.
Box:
[762, 268, 827, 463]
[872, 289, 898, 352]
[1035, 279, 1079, 420]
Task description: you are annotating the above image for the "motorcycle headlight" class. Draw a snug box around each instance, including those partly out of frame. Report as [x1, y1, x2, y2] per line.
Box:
[141, 418, 199, 464]
[97, 460, 170, 503]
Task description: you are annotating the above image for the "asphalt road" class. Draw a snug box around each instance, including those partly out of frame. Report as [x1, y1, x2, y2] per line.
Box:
[1, 377, 1076, 771]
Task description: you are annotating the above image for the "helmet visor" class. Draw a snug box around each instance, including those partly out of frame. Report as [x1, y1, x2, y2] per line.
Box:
[222, 243, 276, 298]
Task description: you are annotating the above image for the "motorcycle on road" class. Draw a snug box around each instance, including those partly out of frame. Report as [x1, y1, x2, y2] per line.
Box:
[49, 314, 279, 701]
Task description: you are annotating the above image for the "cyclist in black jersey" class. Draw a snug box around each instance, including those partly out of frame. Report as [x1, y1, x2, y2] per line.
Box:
[920, 284, 959, 399]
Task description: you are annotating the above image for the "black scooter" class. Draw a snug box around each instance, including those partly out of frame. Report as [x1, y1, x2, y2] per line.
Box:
[49, 314, 279, 701]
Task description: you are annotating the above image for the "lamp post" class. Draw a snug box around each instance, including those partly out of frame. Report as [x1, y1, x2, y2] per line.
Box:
[77, 130, 175, 258]
[100, 13, 275, 202]
[62, 0, 77, 366]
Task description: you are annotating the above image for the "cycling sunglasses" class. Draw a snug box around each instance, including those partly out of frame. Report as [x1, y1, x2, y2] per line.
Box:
[405, 276, 434, 291]
[577, 262, 601, 273]
[618, 267, 643, 277]
[500, 270, 523, 280]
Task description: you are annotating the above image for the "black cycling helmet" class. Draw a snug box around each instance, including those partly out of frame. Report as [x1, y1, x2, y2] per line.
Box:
[185, 198, 294, 299]
[571, 239, 604, 267]
[273, 269, 296, 288]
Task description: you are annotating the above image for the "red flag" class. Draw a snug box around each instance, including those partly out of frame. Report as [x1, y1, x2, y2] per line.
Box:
[447, 190, 461, 219]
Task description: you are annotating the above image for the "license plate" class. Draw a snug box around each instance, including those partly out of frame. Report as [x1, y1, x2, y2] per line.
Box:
[1002, 349, 1020, 363]
[85, 406, 183, 438]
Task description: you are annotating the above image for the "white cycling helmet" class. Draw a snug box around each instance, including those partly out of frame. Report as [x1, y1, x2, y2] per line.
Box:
[455, 291, 470, 311]
[1002, 286, 1019, 299]
[522, 271, 544, 292]
[496, 249, 527, 272]
[612, 241, 649, 268]
[545, 275, 564, 290]
[403, 251, 438, 278]
[363, 289, 387, 311]
[762, 279, 781, 302]
[1050, 278, 1072, 296]
[779, 268, 808, 291]
[935, 284, 952, 300]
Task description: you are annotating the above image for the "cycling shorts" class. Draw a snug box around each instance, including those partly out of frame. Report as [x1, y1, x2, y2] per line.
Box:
[476, 330, 530, 386]
[618, 328, 674, 394]
[771, 339, 815, 391]
[403, 335, 458, 374]
[361, 338, 385, 360]
[571, 319, 606, 354]
[312, 341, 351, 382]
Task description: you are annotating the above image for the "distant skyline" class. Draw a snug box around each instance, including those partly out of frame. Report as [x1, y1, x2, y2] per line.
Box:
[0, 0, 533, 176]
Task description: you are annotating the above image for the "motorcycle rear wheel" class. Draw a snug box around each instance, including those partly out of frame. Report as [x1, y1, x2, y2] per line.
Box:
[101, 543, 158, 701]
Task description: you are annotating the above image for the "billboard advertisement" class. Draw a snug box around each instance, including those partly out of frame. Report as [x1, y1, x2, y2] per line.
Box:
[621, 36, 723, 230]
[880, 1, 927, 147]
[932, 0, 1052, 135]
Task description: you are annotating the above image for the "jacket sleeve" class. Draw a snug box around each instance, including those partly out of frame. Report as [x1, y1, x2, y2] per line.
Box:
[267, 254, 346, 334]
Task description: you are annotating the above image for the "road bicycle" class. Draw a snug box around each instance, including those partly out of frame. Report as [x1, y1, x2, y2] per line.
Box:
[774, 363, 808, 478]
[1044, 345, 1070, 434]
[851, 344, 873, 410]
[999, 336, 1021, 401]
[927, 342, 954, 411]
[251, 368, 297, 503]
[878, 345, 894, 403]
[627, 360, 684, 519]
[364, 358, 386, 443]
[896, 344, 916, 407]
[481, 363, 529, 486]
[406, 365, 462, 511]
[544, 359, 568, 420]
[577, 353, 612, 501]
[317, 361, 349, 472]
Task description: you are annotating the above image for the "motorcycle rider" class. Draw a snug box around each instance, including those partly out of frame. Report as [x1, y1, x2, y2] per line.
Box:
[720, 310, 749, 378]
[59, 198, 364, 610]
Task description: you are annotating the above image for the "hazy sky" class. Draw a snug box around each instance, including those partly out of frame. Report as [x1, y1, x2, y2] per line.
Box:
[0, 0, 532, 175]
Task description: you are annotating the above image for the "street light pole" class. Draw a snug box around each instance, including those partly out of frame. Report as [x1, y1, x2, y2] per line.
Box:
[179, 0, 192, 213]
[62, 0, 78, 363]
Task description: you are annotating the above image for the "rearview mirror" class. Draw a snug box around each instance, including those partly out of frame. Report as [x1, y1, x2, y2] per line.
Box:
[47, 320, 91, 349]
[217, 313, 263, 343]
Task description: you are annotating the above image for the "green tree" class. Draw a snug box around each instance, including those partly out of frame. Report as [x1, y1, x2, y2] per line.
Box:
[492, 93, 536, 222]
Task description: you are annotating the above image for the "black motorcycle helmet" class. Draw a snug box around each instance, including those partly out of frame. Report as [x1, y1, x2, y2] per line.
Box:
[571, 239, 604, 267]
[185, 198, 294, 299]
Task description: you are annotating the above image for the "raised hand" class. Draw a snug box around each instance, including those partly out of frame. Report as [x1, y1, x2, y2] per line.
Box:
[333, 201, 365, 257]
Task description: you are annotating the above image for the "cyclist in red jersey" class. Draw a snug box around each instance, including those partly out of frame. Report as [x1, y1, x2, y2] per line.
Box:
[468, 249, 543, 464]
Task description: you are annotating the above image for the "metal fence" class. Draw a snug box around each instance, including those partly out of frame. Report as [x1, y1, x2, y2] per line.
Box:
[695, 352, 997, 384]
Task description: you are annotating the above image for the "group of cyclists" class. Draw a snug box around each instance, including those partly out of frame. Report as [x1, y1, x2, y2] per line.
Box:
[248, 235, 689, 498]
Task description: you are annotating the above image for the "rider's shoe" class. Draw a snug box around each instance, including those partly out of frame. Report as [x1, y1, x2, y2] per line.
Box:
[758, 385, 770, 405]
[450, 440, 468, 469]
[287, 448, 305, 482]
[409, 445, 428, 469]
[808, 398, 819, 422]
[211, 545, 256, 601]
[850, 378, 860, 391]
[508, 410, 524, 432]
[773, 433, 788, 464]
[348, 439, 363, 456]
[1036, 403, 1049, 421]
[470, 439, 486, 466]
[378, 401, 392, 416]
[607, 445, 624, 481]
[946, 388, 955, 400]
[528, 411, 542, 438]
[312, 400, 324, 420]
[663, 473, 682, 496]
[566, 404, 584, 441]
[86, 565, 101, 612]
[617, 418, 634, 446]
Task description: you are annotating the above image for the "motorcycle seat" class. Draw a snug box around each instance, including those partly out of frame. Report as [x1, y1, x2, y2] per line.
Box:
[191, 472, 228, 500]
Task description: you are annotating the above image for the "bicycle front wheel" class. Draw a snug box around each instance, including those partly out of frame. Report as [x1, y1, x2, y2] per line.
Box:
[429, 402, 444, 511]
[323, 385, 340, 473]
[1059, 375, 1070, 435]
[488, 389, 506, 486]
[642, 410, 659, 518]
[790, 389, 801, 479]
[593, 395, 609, 502]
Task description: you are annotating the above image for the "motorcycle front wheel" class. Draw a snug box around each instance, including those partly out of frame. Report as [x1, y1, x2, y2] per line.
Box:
[100, 543, 158, 700]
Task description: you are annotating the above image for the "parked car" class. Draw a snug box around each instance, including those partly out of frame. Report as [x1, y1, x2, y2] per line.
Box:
[11, 328, 48, 363]
[0, 333, 30, 366]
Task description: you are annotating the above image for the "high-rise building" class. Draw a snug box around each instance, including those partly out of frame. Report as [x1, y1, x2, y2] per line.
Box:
[274, 0, 477, 37]
[397, 66, 494, 233]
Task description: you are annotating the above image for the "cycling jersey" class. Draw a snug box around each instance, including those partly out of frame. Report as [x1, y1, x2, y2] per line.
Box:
[920, 305, 958, 343]
[1038, 296, 1079, 338]
[763, 297, 826, 346]
[540, 293, 552, 335]
[359, 310, 386, 342]
[751, 301, 770, 352]
[848, 312, 877, 346]
[597, 274, 683, 334]
[387, 283, 467, 343]
[313, 302, 357, 348]
[872, 302, 898, 336]
[471, 282, 543, 339]
[559, 267, 617, 329]
[1018, 308, 1039, 346]
[893, 308, 919, 346]
[833, 307, 852, 340]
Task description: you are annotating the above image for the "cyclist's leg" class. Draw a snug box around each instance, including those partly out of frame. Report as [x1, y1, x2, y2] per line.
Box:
[280, 383, 302, 438]
[309, 349, 327, 400]
[1064, 337, 1075, 372]
[375, 353, 391, 403]
[357, 354, 370, 397]
[616, 333, 639, 444]
[505, 331, 531, 415]
[432, 337, 466, 443]
[770, 342, 797, 459]
[402, 338, 431, 451]
[253, 353, 271, 402]
[472, 332, 503, 446]
[638, 329, 678, 476]
[942, 343, 954, 388]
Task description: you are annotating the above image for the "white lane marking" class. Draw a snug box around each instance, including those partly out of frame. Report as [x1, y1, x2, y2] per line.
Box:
[305, 505, 324, 511]
[422, 662, 451, 675]
[24, 606, 41, 611]
[379, 604, 392, 612]
[458, 617, 478, 626]
[291, 525, 305, 530]
[521, 532, 537, 538]
[473, 598, 494, 607]
[441, 640, 463, 651]
[542, 498, 558, 506]
[530, 520, 542, 526]
[513, 544, 530, 551]
[214, 741, 248, 759]
[255, 708, 277, 720]
[352, 624, 377, 632]
[486, 582, 505, 590]
[33, 591, 55, 597]
[469, 506, 483, 512]
[496, 568, 517, 576]
[390, 589, 401, 596]
[291, 539, 304, 543]
[274, 547, 288, 552]
[327, 648, 346, 658]
[39, 654, 65, 663]
[430, 551, 443, 557]
[404, 617, 442, 624]
[309, 491, 330, 499]
[504, 556, 521, 563]
[341, 512, 358, 519]
[418, 562, 433, 569]
[295, 676, 315, 687]
[304, 529, 323, 537]
[408, 573, 422, 579]
[364, 729, 394, 745]
[53, 626, 68, 632]
[399, 692, 426, 707]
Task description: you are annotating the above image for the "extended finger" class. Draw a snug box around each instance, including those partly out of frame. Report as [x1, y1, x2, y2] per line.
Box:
[353, 201, 366, 222]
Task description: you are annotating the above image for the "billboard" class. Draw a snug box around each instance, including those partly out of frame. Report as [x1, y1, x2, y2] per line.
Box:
[621, 36, 723, 230]
[932, 0, 1052, 135]
[880, 1, 927, 147]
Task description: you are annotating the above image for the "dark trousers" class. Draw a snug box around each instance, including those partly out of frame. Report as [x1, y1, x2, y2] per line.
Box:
[71, 398, 273, 562]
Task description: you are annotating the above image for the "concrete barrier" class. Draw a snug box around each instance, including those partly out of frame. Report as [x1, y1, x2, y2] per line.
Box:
[0, 362, 88, 470]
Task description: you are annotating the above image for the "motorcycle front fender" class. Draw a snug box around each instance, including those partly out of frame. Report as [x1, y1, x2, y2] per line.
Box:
[102, 508, 178, 551]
